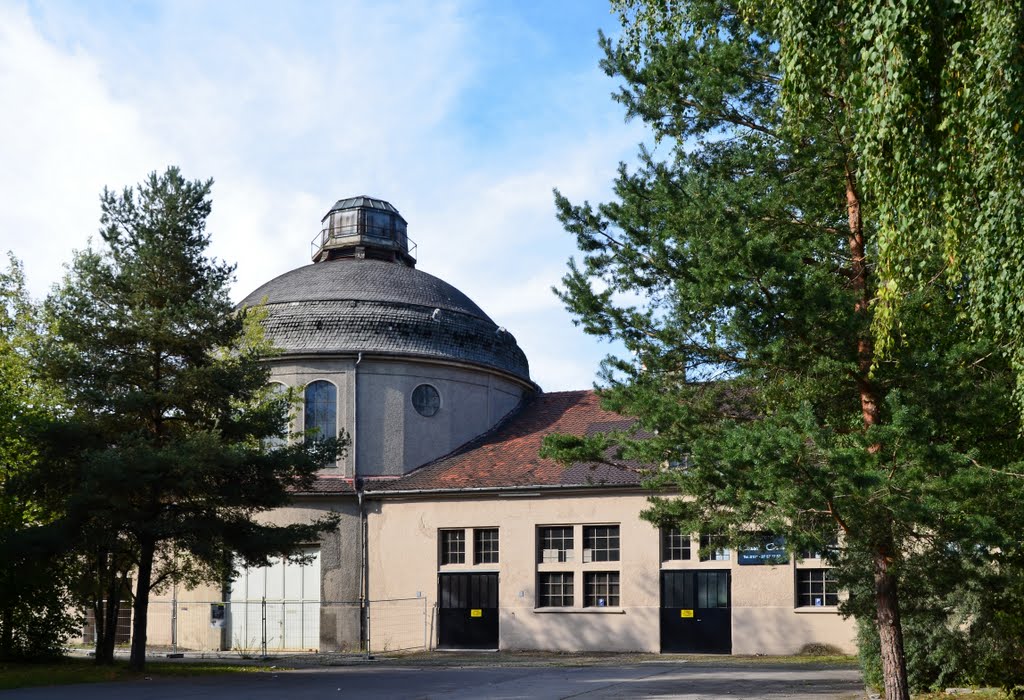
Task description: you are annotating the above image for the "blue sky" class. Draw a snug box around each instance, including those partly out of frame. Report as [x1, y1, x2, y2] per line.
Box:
[0, 0, 646, 390]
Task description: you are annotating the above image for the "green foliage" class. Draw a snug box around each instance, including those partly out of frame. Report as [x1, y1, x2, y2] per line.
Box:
[743, 0, 1024, 413]
[0, 254, 80, 660]
[548, 3, 1024, 698]
[857, 549, 1024, 695]
[30, 167, 346, 668]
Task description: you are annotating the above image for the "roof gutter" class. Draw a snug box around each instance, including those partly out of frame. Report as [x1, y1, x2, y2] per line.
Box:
[362, 482, 646, 499]
[264, 351, 540, 393]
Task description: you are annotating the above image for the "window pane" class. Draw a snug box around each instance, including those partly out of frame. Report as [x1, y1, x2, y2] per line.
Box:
[440, 530, 465, 565]
[538, 526, 574, 563]
[538, 572, 574, 607]
[662, 527, 691, 561]
[474, 528, 499, 564]
[583, 525, 620, 562]
[699, 533, 730, 561]
[584, 572, 620, 607]
[304, 381, 337, 443]
[797, 569, 838, 607]
[263, 382, 289, 450]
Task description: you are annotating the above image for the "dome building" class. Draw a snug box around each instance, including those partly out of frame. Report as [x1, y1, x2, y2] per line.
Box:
[240, 196, 535, 479]
[152, 197, 855, 658]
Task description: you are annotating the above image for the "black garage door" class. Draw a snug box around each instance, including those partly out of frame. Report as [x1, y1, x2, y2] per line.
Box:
[660, 570, 731, 653]
[437, 572, 498, 649]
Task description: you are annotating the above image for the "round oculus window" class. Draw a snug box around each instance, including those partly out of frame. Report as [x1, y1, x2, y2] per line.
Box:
[411, 384, 440, 417]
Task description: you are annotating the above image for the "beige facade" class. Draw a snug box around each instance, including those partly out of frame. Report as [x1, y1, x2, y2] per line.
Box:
[367, 490, 855, 655]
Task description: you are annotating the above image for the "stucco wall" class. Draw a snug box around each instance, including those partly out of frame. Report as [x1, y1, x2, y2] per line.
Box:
[355, 359, 525, 476]
[268, 357, 527, 478]
[367, 492, 856, 655]
[269, 358, 356, 477]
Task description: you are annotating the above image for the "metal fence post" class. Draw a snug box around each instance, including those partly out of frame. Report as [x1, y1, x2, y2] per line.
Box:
[423, 598, 428, 652]
[171, 595, 178, 655]
[261, 597, 267, 658]
[365, 599, 371, 659]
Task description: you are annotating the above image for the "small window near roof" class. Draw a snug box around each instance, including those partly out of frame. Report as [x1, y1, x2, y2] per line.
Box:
[412, 384, 440, 417]
[583, 525, 620, 562]
[662, 527, 691, 561]
[538, 526, 574, 563]
[440, 529, 465, 565]
[474, 529, 499, 564]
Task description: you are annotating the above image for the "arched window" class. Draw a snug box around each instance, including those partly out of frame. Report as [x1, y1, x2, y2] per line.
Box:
[304, 380, 337, 442]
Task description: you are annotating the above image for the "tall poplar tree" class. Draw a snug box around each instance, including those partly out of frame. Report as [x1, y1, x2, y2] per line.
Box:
[544, 4, 1024, 699]
[37, 168, 344, 670]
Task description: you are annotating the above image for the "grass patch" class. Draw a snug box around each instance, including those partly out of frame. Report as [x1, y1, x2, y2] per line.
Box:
[0, 658, 277, 690]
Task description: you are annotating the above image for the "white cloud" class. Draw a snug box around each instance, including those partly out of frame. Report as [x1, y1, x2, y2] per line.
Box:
[0, 0, 640, 390]
[0, 3, 172, 294]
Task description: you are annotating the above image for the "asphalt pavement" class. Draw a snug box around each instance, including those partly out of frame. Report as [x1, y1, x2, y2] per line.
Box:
[2, 659, 865, 699]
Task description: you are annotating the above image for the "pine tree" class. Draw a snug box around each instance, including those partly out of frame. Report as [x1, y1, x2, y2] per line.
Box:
[37, 168, 345, 670]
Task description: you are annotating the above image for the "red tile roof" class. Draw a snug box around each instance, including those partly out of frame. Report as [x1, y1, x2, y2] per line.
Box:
[291, 475, 356, 495]
[368, 390, 645, 493]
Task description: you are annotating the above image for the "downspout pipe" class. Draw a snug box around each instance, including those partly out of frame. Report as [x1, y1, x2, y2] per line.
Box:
[357, 482, 369, 658]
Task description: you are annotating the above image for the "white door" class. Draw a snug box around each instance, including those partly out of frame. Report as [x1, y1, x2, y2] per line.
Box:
[229, 547, 321, 651]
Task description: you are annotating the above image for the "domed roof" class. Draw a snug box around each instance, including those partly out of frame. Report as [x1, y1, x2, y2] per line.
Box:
[241, 258, 491, 321]
[239, 259, 531, 382]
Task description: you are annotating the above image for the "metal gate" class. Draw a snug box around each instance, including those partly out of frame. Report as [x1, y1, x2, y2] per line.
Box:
[229, 547, 321, 651]
[660, 570, 731, 653]
[437, 572, 498, 649]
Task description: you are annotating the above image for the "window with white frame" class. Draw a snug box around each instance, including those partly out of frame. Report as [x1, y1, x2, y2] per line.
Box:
[474, 528, 499, 564]
[536, 524, 622, 609]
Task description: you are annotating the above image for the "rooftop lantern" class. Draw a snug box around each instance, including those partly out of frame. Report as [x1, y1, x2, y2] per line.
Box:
[311, 196, 417, 266]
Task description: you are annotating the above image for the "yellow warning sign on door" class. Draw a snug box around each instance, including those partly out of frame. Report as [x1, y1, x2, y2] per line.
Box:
[680, 609, 694, 618]
[470, 609, 482, 617]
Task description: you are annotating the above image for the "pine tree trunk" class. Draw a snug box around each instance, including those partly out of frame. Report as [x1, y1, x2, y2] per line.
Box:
[128, 537, 155, 671]
[94, 568, 121, 666]
[874, 548, 910, 700]
[1, 606, 13, 659]
[846, 164, 909, 700]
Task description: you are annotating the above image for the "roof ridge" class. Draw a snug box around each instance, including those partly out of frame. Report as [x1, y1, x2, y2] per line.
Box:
[540, 389, 596, 398]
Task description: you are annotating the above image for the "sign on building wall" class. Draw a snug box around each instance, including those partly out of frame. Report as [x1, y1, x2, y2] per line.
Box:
[737, 535, 788, 565]
[210, 603, 226, 628]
